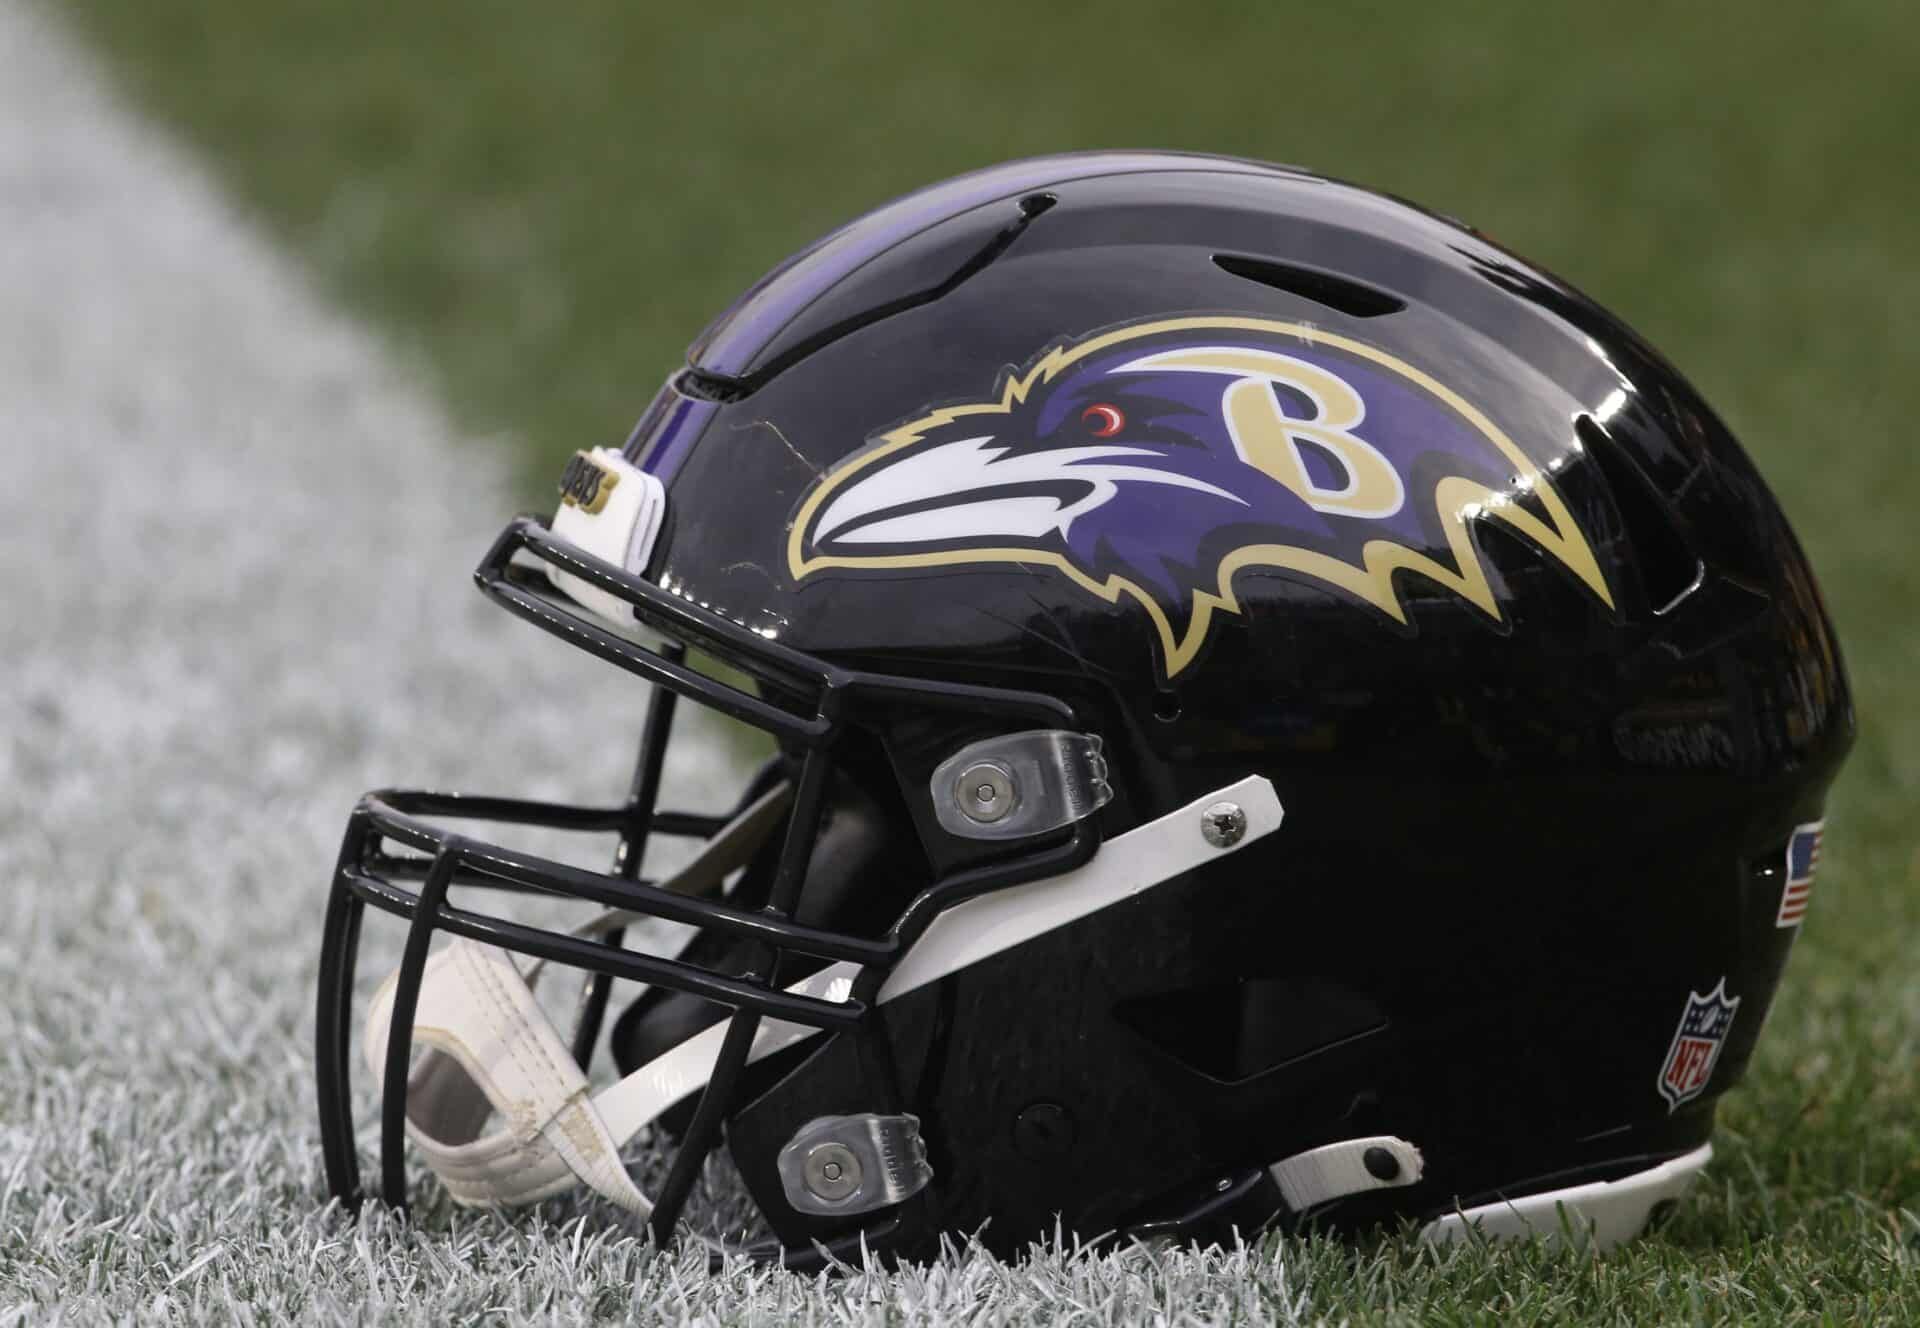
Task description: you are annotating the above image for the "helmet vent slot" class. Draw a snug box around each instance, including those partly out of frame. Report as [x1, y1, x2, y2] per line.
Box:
[1211, 254, 1404, 319]
[674, 367, 752, 403]
[687, 194, 1060, 400]
[1577, 415, 1703, 615]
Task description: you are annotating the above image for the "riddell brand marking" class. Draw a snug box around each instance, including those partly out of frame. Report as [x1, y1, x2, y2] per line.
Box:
[559, 450, 620, 514]
[1776, 821, 1823, 928]
[1657, 979, 1740, 1113]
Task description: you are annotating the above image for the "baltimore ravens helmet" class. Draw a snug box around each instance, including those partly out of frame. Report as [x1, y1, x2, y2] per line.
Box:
[316, 151, 1853, 1263]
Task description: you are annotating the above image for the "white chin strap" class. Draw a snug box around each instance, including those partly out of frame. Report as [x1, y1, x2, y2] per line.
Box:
[366, 943, 651, 1213]
[365, 775, 1285, 1215]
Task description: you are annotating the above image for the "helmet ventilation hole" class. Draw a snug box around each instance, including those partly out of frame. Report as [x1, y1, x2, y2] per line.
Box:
[1211, 253, 1405, 319]
[1576, 415, 1703, 615]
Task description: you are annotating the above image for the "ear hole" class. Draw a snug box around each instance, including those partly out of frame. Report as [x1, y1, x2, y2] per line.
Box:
[1212, 253, 1405, 319]
[1152, 690, 1182, 723]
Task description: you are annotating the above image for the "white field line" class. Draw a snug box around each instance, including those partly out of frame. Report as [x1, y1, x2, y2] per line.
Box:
[0, 0, 730, 1265]
[0, 8, 1318, 1321]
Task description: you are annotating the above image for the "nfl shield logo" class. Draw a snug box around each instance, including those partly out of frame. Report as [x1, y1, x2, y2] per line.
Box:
[1657, 979, 1741, 1112]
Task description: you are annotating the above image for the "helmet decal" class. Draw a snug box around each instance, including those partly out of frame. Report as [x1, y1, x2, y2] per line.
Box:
[1657, 979, 1741, 1113]
[787, 316, 1613, 677]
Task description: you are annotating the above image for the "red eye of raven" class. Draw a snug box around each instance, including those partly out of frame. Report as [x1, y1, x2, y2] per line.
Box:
[1081, 403, 1125, 437]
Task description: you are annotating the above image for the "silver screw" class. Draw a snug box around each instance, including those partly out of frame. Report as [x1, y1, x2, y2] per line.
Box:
[802, 1142, 862, 1203]
[955, 761, 1016, 824]
[1200, 801, 1246, 848]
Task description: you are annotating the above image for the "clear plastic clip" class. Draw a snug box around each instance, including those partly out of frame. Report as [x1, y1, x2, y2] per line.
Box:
[930, 730, 1112, 842]
[776, 1114, 933, 1217]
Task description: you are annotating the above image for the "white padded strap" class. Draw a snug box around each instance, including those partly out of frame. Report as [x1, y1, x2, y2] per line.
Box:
[365, 782, 796, 1212]
[875, 774, 1280, 1002]
[1269, 1135, 1424, 1213]
[373, 775, 1283, 1212]
[365, 941, 650, 1212]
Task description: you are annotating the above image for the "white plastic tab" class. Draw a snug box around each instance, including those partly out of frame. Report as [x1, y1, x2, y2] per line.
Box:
[545, 447, 666, 624]
[1269, 1135, 1424, 1213]
[880, 774, 1280, 1002]
[1420, 1142, 1711, 1251]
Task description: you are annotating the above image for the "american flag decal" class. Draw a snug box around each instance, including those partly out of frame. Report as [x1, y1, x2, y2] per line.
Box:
[1657, 979, 1740, 1112]
[1776, 821, 1824, 928]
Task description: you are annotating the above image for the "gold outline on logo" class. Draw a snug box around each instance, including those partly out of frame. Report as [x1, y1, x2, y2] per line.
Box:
[786, 316, 1612, 678]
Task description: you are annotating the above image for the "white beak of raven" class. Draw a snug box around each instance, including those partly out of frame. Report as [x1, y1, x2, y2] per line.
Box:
[811, 435, 1243, 548]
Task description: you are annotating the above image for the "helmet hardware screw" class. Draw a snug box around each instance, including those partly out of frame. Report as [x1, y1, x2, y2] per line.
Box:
[1200, 801, 1246, 848]
[1362, 1146, 1401, 1182]
[801, 1142, 863, 1203]
[955, 761, 1016, 824]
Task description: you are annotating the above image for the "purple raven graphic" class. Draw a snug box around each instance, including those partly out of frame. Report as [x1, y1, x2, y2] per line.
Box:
[787, 317, 1611, 676]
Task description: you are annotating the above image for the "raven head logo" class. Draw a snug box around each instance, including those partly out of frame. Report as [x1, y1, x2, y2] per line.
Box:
[787, 316, 1611, 677]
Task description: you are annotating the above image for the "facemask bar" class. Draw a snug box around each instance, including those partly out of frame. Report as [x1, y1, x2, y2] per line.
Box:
[572, 646, 682, 1069]
[315, 514, 1102, 1251]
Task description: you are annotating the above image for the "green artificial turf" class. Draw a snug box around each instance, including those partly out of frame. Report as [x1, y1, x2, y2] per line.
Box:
[54, 0, 1920, 1319]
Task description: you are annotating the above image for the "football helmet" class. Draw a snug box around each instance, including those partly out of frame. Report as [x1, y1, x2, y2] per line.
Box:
[316, 152, 1853, 1263]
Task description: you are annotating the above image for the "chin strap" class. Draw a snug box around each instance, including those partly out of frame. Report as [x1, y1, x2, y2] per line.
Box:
[366, 943, 652, 1213]
[361, 781, 797, 1214]
[364, 776, 1285, 1217]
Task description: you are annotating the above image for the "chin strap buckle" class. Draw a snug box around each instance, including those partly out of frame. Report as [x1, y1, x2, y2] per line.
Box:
[776, 1114, 934, 1217]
